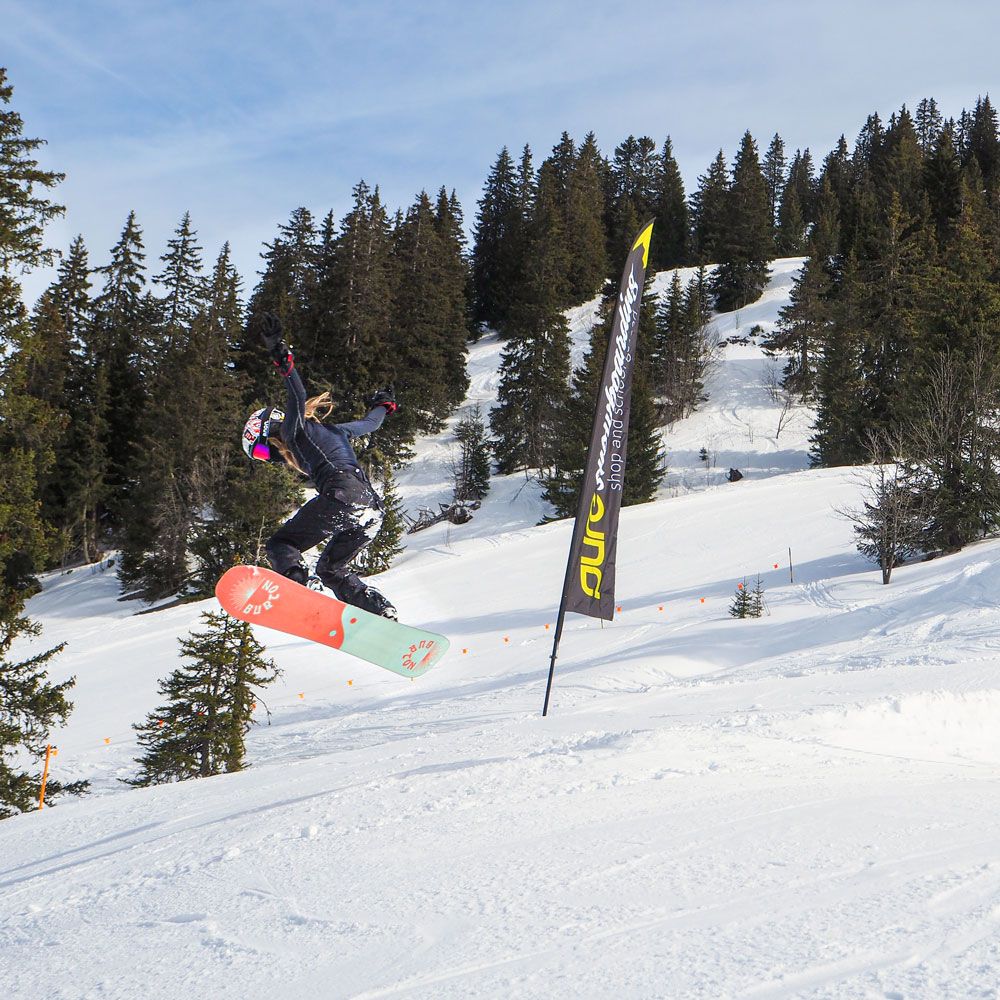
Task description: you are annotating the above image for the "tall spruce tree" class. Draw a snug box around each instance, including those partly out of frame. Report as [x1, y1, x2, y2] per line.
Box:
[129, 611, 279, 786]
[690, 150, 729, 263]
[711, 132, 773, 311]
[92, 212, 155, 536]
[471, 147, 521, 332]
[0, 67, 65, 587]
[491, 160, 572, 473]
[606, 136, 660, 273]
[762, 133, 787, 232]
[654, 137, 689, 269]
[565, 132, 610, 301]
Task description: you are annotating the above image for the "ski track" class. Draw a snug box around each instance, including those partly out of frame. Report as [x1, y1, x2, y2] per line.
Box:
[5, 260, 1000, 998]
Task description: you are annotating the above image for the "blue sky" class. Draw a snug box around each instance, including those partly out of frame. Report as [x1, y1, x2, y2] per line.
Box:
[6, 0, 999, 303]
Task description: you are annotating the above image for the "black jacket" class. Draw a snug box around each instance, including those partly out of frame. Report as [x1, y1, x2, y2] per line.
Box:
[279, 364, 386, 496]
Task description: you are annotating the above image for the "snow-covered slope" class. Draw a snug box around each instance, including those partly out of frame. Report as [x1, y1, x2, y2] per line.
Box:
[4, 261, 1000, 1000]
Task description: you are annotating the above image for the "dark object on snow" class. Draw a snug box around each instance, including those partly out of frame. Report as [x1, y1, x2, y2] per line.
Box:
[406, 500, 481, 533]
[727, 468, 744, 482]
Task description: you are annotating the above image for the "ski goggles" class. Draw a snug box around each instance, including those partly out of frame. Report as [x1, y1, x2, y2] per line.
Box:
[247, 406, 283, 462]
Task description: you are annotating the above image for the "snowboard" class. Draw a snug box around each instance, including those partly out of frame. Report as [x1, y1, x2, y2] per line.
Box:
[215, 565, 448, 678]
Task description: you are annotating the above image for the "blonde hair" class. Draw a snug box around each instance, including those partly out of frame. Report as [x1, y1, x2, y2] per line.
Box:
[269, 392, 336, 475]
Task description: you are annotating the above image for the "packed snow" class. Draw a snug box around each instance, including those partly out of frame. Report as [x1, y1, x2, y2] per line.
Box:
[4, 260, 1000, 999]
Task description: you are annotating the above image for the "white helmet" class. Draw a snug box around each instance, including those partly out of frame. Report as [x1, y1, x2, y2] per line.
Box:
[242, 406, 285, 461]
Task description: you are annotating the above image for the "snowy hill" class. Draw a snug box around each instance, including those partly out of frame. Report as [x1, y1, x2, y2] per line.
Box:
[4, 261, 1000, 999]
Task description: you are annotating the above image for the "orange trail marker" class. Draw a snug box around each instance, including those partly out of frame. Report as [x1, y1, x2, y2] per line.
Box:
[348, 680, 353, 686]
[616, 605, 622, 613]
[544, 623, 550, 630]
[773, 563, 779, 569]
[503, 637, 509, 644]
[699, 597, 705, 604]
[462, 648, 468, 654]
[298, 692, 305, 699]
[658, 605, 664, 611]
[104, 738, 111, 745]
[737, 583, 744, 590]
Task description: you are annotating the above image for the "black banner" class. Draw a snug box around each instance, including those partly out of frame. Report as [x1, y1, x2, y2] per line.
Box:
[561, 220, 654, 621]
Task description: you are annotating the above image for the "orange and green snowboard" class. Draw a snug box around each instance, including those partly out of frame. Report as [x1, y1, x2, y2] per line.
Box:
[215, 565, 449, 678]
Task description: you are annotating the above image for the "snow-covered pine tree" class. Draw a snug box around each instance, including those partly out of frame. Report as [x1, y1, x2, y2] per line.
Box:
[128, 611, 279, 786]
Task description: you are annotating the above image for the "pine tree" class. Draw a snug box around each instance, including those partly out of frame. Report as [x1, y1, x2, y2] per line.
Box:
[432, 187, 473, 409]
[967, 96, 1000, 195]
[453, 404, 492, 502]
[0, 67, 65, 587]
[786, 149, 817, 223]
[0, 589, 86, 817]
[762, 133, 787, 232]
[711, 132, 773, 311]
[809, 254, 867, 465]
[154, 211, 207, 337]
[471, 147, 521, 332]
[654, 137, 688, 269]
[565, 132, 610, 301]
[390, 190, 468, 438]
[606, 136, 660, 273]
[765, 253, 831, 399]
[92, 211, 154, 535]
[775, 178, 807, 255]
[728, 579, 752, 618]
[490, 160, 572, 473]
[690, 150, 729, 263]
[652, 270, 715, 423]
[238, 207, 319, 403]
[924, 125, 965, 246]
[878, 107, 926, 220]
[915, 97, 944, 153]
[129, 611, 279, 786]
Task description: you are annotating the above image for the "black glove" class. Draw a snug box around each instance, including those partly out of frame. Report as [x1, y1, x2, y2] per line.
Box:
[252, 312, 293, 373]
[367, 387, 398, 414]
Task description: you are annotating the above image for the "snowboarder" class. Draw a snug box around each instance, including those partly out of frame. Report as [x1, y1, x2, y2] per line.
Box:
[242, 313, 399, 620]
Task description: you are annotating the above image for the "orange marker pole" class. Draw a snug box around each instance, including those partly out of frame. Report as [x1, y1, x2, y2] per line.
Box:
[38, 744, 54, 810]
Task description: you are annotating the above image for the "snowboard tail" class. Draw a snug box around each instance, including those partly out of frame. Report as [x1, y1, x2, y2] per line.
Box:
[215, 565, 448, 677]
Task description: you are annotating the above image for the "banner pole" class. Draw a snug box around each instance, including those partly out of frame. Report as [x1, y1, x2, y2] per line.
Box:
[542, 600, 569, 717]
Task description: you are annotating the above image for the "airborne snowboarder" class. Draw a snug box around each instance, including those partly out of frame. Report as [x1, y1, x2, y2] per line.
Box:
[242, 313, 399, 620]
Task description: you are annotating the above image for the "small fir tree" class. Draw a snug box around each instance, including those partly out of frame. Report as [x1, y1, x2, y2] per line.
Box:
[0, 590, 87, 817]
[728, 579, 753, 619]
[128, 611, 279, 786]
[453, 405, 492, 502]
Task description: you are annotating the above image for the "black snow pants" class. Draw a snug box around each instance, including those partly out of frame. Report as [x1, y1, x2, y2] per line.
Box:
[265, 468, 384, 603]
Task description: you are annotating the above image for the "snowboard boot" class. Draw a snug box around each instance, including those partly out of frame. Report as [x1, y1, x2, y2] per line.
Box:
[356, 586, 398, 621]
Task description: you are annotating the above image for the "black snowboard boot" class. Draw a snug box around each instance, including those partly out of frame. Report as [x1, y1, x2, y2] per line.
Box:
[357, 586, 398, 621]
